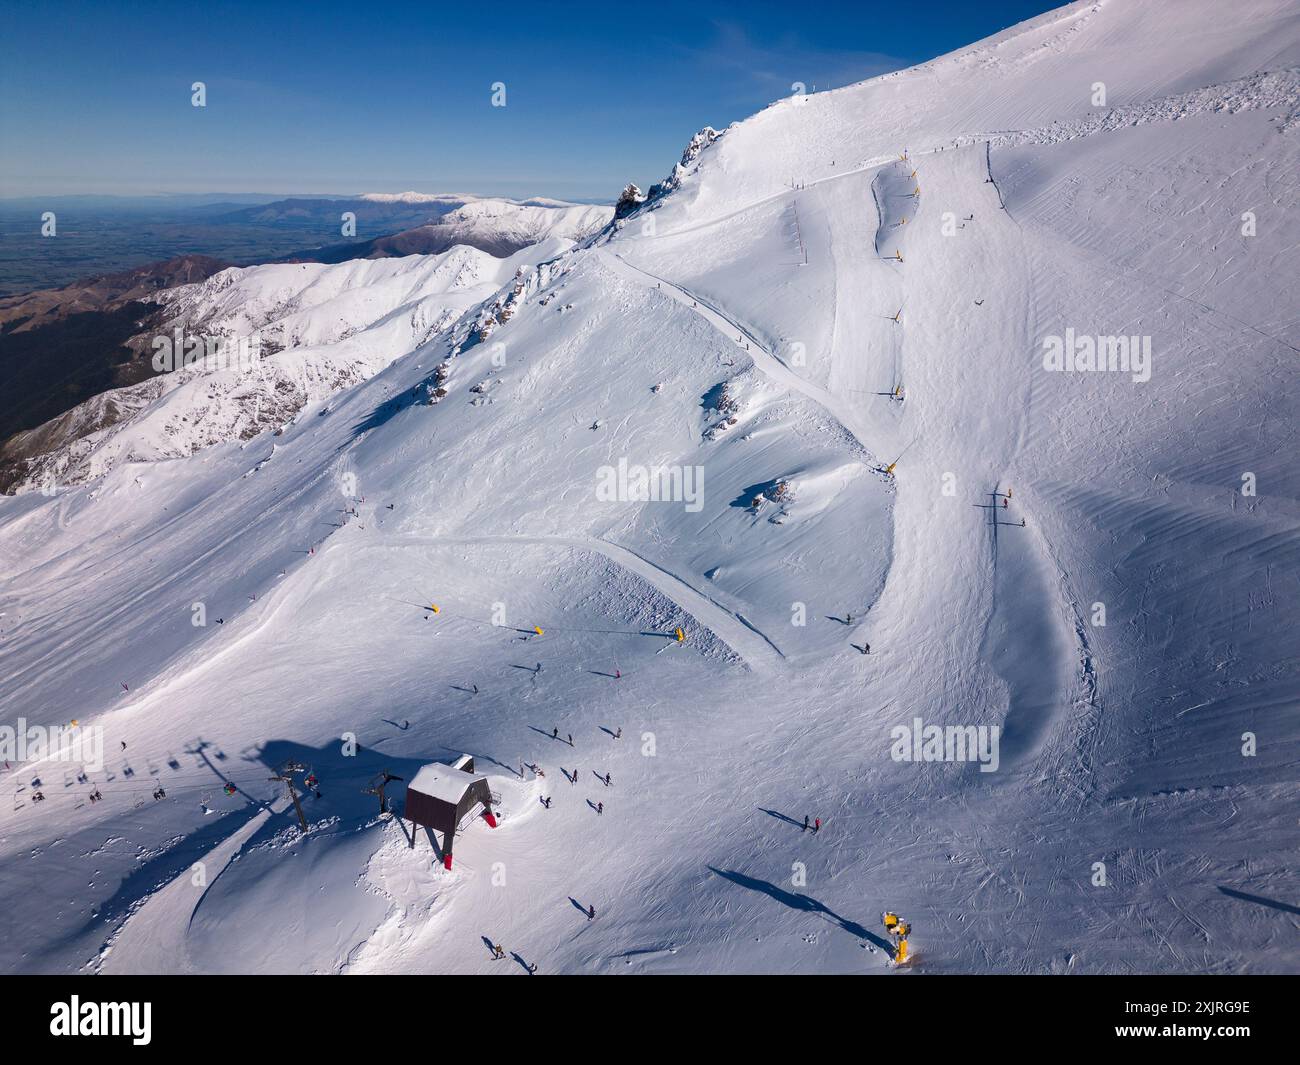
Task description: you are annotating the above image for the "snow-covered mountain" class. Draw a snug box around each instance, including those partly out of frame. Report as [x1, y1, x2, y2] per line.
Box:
[0, 0, 1296, 977]
[301, 198, 613, 262]
[3, 239, 578, 491]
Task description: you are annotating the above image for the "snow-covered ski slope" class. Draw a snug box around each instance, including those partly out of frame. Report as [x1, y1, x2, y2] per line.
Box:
[0, 0, 1296, 974]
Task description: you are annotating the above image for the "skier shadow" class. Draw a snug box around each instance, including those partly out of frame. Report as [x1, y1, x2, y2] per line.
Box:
[1218, 886, 1300, 916]
[708, 867, 891, 951]
[758, 807, 804, 829]
[528, 726, 566, 742]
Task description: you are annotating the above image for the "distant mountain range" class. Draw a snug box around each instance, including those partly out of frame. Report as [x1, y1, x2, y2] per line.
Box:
[0, 196, 612, 491]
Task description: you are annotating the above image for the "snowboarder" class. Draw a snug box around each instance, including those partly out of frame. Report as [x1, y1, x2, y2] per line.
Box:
[864, 642, 871, 653]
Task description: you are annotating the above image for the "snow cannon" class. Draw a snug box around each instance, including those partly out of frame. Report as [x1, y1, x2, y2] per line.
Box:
[483, 810, 498, 828]
[444, 854, 453, 871]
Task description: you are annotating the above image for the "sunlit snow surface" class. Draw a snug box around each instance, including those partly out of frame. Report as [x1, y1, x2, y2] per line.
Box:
[0, 0, 1297, 974]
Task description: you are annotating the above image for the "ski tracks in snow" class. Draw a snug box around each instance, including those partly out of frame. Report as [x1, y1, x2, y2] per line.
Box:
[378, 532, 786, 670]
[597, 248, 882, 468]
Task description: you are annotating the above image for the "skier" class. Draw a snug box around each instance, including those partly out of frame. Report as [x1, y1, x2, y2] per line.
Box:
[541, 796, 551, 808]
[588, 904, 596, 920]
[120, 741, 127, 751]
[567, 733, 573, 746]
[552, 727, 559, 740]
[597, 801, 604, 815]
[865, 642, 871, 653]
[813, 818, 821, 833]
[527, 962, 538, 975]
[493, 943, 505, 960]
[614, 727, 622, 739]
[614, 670, 621, 680]
[604, 773, 611, 787]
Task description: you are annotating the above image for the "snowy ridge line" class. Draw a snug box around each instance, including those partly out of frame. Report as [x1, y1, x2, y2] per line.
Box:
[960, 68, 1300, 155]
[95, 806, 275, 974]
[598, 250, 883, 463]
[640, 65, 1295, 250]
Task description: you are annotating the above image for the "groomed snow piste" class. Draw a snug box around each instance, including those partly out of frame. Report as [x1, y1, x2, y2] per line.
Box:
[0, 0, 1296, 974]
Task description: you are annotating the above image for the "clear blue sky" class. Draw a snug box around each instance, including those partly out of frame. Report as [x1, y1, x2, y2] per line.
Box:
[0, 0, 1062, 201]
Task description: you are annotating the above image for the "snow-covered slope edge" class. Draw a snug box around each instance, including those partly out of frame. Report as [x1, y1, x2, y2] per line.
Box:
[0, 0, 1295, 977]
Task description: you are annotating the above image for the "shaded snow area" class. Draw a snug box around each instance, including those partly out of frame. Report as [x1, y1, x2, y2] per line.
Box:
[1, 0, 1297, 974]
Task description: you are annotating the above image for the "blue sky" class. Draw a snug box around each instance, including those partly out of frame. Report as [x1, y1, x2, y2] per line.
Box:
[0, 0, 1061, 201]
